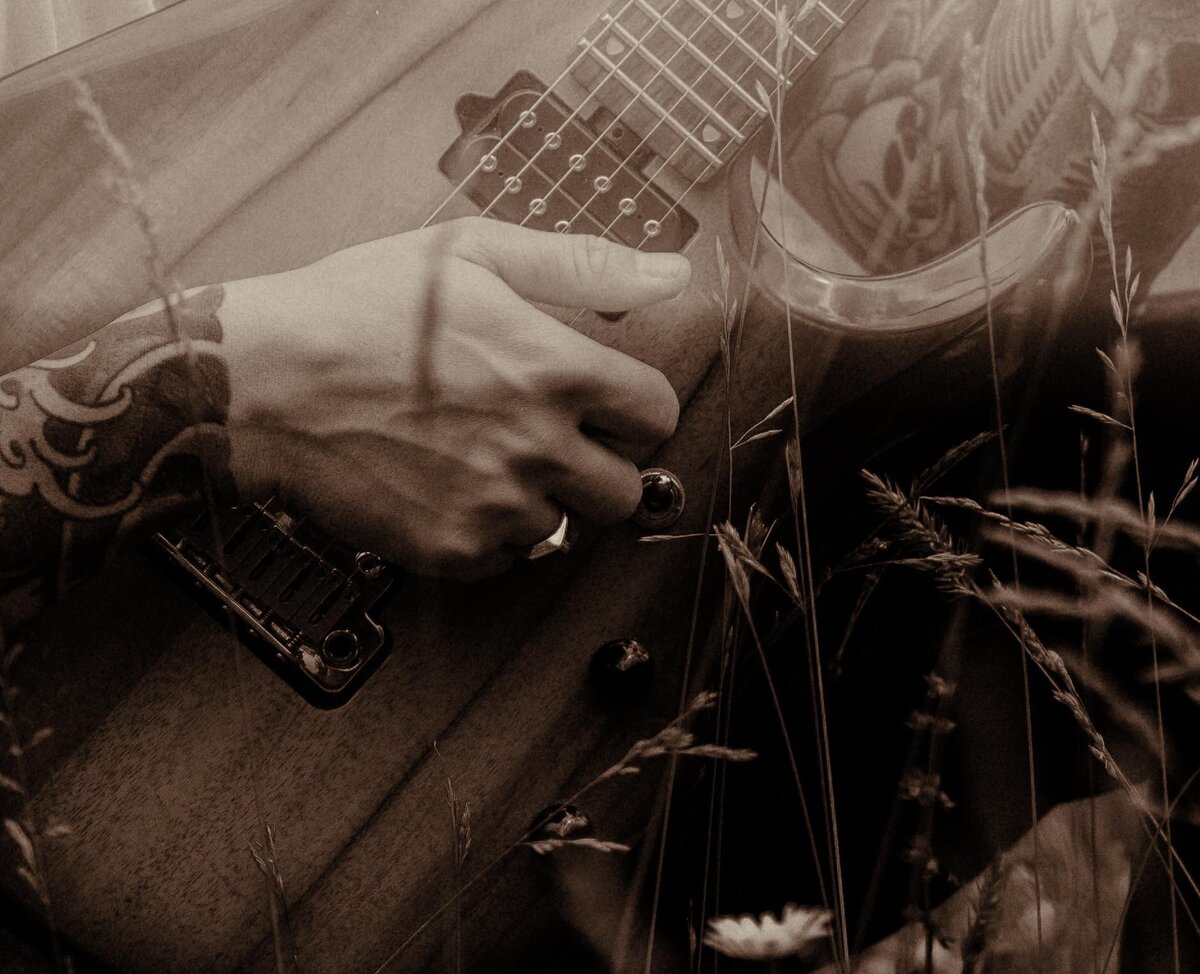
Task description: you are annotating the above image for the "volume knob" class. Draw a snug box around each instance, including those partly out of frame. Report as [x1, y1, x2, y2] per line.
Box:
[633, 467, 685, 529]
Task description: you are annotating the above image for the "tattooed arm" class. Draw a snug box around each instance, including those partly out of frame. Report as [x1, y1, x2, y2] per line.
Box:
[0, 219, 689, 628]
[0, 287, 230, 628]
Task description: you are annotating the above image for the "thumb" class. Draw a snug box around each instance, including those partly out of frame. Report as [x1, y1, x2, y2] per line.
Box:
[445, 217, 691, 311]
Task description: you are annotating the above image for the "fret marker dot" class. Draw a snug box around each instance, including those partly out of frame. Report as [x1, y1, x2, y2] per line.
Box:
[593, 175, 612, 193]
[569, 154, 587, 171]
[504, 176, 522, 194]
[544, 131, 562, 149]
[529, 198, 547, 215]
[702, 123, 722, 144]
[644, 219, 661, 237]
[725, 0, 744, 18]
[519, 110, 537, 128]
[480, 154, 498, 173]
[606, 36, 626, 56]
[618, 197, 636, 215]
[554, 220, 571, 233]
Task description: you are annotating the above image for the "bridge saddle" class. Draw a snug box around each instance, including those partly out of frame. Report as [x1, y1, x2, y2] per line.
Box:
[154, 504, 393, 707]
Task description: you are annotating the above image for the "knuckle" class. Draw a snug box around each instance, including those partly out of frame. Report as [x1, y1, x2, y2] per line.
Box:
[437, 532, 487, 567]
[637, 367, 680, 440]
[509, 417, 570, 476]
[611, 460, 645, 522]
[590, 457, 642, 525]
[479, 484, 531, 521]
[426, 514, 488, 567]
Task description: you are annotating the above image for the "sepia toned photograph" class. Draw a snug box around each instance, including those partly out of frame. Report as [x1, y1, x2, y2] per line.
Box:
[1, 0, 1199, 971]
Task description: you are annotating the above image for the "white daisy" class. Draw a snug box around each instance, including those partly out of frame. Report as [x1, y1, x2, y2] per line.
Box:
[704, 903, 832, 960]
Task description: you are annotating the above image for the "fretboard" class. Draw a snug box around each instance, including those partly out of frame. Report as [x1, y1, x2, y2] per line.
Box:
[572, 0, 863, 183]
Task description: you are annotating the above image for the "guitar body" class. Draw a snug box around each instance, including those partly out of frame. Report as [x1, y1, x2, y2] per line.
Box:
[0, 1, 1076, 971]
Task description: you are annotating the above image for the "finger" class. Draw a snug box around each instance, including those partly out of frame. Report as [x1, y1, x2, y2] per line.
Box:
[575, 347, 680, 446]
[502, 496, 567, 548]
[474, 288, 679, 445]
[548, 436, 643, 525]
[446, 217, 691, 311]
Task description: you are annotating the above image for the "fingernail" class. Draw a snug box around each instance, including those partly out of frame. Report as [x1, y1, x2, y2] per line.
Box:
[635, 250, 691, 280]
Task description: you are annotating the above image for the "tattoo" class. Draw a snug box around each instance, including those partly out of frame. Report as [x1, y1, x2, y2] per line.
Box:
[782, 0, 1200, 285]
[0, 286, 231, 627]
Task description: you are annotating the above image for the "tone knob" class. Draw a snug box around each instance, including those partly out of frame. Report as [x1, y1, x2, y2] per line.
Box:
[633, 467, 685, 529]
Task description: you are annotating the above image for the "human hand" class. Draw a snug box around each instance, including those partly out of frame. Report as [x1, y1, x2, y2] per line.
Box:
[219, 218, 690, 577]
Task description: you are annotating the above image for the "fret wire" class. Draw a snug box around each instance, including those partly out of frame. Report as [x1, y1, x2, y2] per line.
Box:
[549, 0, 858, 241]
[421, 0, 651, 229]
[562, 5, 810, 234]
[521, 0, 762, 238]
[534, 0, 782, 236]
[589, 3, 849, 246]
[584, 45, 725, 166]
[680, 0, 787, 85]
[743, 0, 817, 60]
[605, 18, 744, 143]
[474, 0, 691, 224]
[815, 1, 845, 27]
[631, 0, 766, 117]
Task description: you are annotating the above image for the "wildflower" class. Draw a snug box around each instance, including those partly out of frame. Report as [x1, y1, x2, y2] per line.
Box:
[704, 904, 831, 960]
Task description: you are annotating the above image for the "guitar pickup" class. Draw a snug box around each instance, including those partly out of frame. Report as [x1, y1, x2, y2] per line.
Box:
[154, 504, 394, 708]
[439, 71, 696, 253]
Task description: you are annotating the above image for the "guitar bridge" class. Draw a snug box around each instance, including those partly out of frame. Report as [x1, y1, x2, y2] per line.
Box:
[154, 504, 393, 707]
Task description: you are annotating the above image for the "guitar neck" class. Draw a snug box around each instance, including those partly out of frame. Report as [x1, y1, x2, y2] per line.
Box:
[572, 0, 864, 183]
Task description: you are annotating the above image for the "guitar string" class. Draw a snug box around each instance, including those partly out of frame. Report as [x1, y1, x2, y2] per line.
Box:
[497, 1, 771, 233]
[607, 8, 856, 967]
[471, 0, 744, 227]
[420, 0, 659, 230]
[590, 2, 850, 249]
[553, 7, 855, 967]
[300, 8, 824, 592]
[550, 0, 848, 332]
[370, 7, 853, 971]
[469, 0, 702, 225]
[425, 0, 843, 277]
[530, 11, 837, 246]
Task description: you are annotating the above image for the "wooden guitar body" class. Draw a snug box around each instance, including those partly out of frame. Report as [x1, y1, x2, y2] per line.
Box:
[0, 1, 1077, 970]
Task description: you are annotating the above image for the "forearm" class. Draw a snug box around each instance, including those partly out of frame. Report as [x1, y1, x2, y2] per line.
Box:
[0, 286, 232, 628]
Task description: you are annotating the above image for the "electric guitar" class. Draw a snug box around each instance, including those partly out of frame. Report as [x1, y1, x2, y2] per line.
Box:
[0, 0, 1077, 970]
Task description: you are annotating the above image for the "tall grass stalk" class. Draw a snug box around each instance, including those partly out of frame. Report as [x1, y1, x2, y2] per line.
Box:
[1089, 103, 1182, 974]
[864, 472, 1200, 922]
[960, 36, 1046, 965]
[375, 695, 754, 973]
[753, 4, 852, 966]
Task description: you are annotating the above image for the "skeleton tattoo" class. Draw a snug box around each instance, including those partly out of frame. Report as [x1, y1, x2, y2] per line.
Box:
[0, 286, 230, 627]
[780, 0, 1200, 285]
